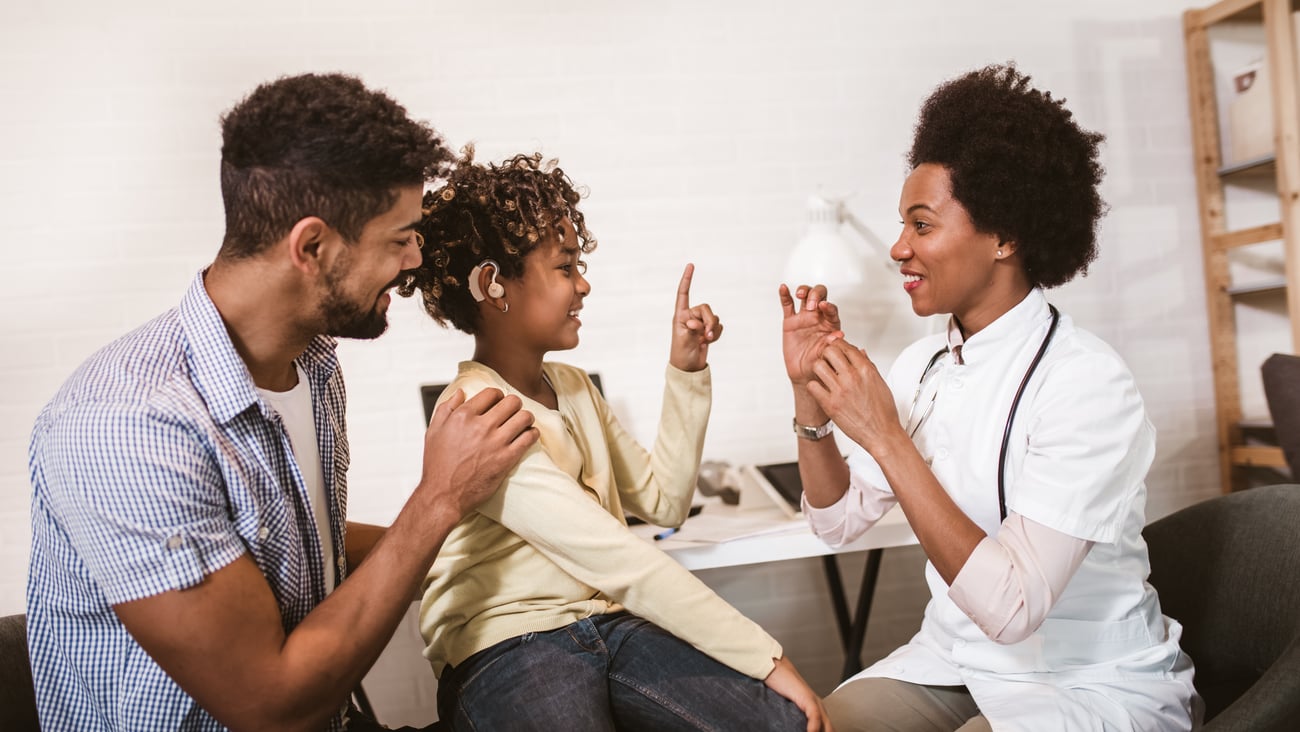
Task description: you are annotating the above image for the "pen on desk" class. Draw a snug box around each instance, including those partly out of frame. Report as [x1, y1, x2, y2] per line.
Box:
[653, 527, 680, 541]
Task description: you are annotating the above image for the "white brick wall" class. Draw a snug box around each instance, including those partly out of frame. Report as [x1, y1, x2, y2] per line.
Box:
[2, 0, 1221, 722]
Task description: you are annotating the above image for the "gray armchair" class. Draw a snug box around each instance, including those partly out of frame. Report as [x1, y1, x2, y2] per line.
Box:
[1143, 484, 1300, 731]
[1262, 353, 1300, 477]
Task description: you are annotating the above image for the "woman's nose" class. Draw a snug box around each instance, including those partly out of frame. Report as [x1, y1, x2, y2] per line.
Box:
[890, 233, 910, 262]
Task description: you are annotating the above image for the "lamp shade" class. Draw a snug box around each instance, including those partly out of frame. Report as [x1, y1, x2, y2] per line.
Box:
[783, 195, 868, 294]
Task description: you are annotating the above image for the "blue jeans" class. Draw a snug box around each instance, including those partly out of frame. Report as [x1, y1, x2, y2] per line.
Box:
[437, 612, 807, 731]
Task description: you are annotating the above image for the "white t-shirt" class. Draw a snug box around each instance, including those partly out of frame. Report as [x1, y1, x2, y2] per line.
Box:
[257, 363, 336, 594]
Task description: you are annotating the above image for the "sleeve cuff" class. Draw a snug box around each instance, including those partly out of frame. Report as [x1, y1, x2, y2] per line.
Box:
[947, 537, 1016, 638]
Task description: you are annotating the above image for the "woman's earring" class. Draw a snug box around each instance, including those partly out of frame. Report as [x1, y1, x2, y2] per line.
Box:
[996, 249, 1004, 258]
[501, 303, 509, 314]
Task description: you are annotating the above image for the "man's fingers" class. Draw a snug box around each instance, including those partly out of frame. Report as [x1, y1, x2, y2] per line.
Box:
[498, 405, 536, 439]
[675, 263, 694, 312]
[458, 387, 506, 416]
[429, 388, 466, 428]
[497, 413, 539, 452]
[479, 392, 527, 428]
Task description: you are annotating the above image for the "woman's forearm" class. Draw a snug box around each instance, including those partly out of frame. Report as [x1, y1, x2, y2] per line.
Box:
[792, 385, 850, 508]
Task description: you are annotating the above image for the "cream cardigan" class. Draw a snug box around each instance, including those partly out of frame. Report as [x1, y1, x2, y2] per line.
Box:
[418, 361, 782, 680]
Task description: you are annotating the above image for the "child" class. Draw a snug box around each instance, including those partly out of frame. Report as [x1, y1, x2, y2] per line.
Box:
[402, 149, 829, 731]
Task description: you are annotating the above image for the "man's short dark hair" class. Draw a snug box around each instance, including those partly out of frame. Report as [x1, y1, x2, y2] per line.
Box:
[218, 73, 451, 258]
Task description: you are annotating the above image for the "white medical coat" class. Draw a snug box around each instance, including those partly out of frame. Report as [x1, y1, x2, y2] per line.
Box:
[822, 290, 1198, 731]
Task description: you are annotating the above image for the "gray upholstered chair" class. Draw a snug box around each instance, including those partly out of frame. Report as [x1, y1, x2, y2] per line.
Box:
[1143, 484, 1300, 731]
[0, 613, 40, 731]
[1262, 353, 1300, 477]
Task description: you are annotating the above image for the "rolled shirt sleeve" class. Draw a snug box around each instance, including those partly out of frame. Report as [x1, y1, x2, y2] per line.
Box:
[35, 400, 246, 605]
[947, 514, 1093, 644]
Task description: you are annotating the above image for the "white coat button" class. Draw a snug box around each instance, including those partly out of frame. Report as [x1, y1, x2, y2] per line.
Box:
[258, 526, 270, 540]
[166, 535, 183, 550]
[954, 639, 967, 648]
[952, 377, 965, 389]
[936, 448, 950, 461]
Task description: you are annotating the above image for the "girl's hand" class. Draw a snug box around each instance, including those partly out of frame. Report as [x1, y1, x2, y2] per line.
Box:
[779, 283, 844, 387]
[669, 263, 722, 372]
[764, 656, 834, 732]
[806, 338, 903, 454]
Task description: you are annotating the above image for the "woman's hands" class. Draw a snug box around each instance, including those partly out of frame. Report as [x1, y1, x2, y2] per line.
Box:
[764, 656, 834, 732]
[779, 284, 844, 387]
[670, 263, 723, 372]
[806, 338, 906, 457]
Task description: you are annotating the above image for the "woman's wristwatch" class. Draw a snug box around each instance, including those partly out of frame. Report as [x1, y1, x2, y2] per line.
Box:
[792, 418, 834, 441]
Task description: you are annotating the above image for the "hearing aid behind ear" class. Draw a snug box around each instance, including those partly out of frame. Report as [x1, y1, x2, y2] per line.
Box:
[468, 260, 505, 301]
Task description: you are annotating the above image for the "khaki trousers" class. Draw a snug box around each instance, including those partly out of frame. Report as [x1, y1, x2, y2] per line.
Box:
[824, 677, 993, 732]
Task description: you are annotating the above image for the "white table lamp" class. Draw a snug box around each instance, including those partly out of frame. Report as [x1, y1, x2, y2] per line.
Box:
[783, 194, 892, 294]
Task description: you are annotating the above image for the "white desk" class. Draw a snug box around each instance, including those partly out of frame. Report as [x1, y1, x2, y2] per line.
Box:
[631, 465, 918, 679]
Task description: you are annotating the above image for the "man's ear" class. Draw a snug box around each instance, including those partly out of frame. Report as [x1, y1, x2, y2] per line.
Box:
[286, 217, 332, 274]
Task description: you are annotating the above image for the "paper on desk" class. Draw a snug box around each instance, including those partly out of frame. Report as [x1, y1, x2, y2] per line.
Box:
[665, 513, 805, 543]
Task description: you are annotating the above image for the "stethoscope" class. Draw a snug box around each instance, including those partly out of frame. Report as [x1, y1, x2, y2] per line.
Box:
[904, 305, 1061, 522]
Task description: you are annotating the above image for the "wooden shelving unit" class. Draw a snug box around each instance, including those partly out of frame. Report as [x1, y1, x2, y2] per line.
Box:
[1184, 0, 1300, 491]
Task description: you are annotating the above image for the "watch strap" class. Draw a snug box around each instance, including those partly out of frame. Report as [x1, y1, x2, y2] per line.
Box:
[792, 418, 834, 441]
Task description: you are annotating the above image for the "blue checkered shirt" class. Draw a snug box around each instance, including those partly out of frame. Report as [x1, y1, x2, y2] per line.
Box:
[27, 271, 351, 731]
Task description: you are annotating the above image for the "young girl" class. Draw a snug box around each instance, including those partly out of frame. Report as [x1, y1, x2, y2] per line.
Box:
[402, 149, 828, 731]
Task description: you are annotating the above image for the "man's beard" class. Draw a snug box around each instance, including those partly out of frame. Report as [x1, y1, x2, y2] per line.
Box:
[319, 267, 391, 340]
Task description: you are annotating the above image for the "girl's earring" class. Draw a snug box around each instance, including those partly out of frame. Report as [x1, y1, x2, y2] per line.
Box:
[501, 303, 509, 314]
[996, 249, 1004, 258]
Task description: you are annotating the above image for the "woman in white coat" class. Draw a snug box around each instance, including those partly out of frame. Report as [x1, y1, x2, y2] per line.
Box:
[780, 64, 1200, 731]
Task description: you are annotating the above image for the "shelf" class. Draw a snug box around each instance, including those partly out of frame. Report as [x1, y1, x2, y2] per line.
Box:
[1196, 0, 1263, 24]
[1185, 0, 1300, 492]
[1226, 278, 1287, 295]
[1211, 222, 1284, 250]
[1230, 444, 1288, 468]
[1219, 153, 1276, 178]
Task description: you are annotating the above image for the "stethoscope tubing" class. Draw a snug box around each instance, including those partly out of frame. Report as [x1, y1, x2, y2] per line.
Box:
[908, 305, 1061, 523]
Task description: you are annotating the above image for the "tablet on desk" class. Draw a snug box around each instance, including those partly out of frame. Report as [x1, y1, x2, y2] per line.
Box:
[754, 461, 803, 518]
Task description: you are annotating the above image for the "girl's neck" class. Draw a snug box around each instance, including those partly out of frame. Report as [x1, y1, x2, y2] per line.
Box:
[473, 343, 555, 409]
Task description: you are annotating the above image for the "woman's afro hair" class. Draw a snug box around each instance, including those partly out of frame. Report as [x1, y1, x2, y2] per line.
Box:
[909, 63, 1107, 289]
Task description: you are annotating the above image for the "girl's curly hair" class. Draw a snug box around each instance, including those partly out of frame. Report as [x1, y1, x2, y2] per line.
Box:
[909, 64, 1107, 289]
[399, 147, 596, 334]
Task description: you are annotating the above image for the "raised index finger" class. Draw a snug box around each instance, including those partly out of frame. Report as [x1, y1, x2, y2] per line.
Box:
[676, 263, 694, 311]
